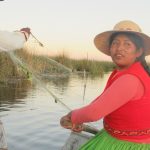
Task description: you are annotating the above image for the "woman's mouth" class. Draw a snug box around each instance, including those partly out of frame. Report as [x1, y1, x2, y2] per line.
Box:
[115, 54, 124, 59]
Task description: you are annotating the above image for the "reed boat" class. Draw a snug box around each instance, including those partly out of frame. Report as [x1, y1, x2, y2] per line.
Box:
[62, 132, 92, 150]
[61, 121, 99, 150]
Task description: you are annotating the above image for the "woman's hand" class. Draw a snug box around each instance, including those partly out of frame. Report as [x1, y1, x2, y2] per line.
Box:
[60, 112, 72, 129]
[71, 123, 83, 133]
[60, 111, 83, 133]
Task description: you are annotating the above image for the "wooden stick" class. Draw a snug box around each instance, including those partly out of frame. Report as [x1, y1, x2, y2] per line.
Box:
[30, 33, 44, 47]
[61, 119, 99, 135]
[82, 124, 99, 135]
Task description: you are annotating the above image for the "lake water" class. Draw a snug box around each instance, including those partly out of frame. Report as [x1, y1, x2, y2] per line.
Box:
[0, 72, 110, 150]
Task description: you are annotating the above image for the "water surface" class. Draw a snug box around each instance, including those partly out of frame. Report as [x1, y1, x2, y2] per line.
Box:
[0, 73, 110, 150]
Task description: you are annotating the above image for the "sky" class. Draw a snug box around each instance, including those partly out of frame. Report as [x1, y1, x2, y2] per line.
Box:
[0, 0, 150, 61]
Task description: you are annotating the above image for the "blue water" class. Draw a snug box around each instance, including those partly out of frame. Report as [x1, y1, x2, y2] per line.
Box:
[0, 73, 110, 150]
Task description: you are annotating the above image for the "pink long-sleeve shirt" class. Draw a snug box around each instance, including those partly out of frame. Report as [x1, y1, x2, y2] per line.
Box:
[71, 73, 150, 143]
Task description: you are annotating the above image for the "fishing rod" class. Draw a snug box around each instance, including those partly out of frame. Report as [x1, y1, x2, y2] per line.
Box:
[30, 32, 44, 47]
[8, 51, 99, 135]
[29, 33, 98, 134]
[7, 27, 99, 134]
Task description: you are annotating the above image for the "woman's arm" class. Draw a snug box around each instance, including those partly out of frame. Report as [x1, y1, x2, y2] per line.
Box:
[71, 74, 144, 124]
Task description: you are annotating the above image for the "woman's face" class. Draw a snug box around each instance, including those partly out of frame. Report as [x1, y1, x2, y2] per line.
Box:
[110, 34, 143, 70]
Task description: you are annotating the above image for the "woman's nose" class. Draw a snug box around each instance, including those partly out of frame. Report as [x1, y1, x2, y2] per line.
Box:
[116, 43, 124, 51]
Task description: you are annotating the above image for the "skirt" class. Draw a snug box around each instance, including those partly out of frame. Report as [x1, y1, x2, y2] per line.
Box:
[79, 129, 150, 150]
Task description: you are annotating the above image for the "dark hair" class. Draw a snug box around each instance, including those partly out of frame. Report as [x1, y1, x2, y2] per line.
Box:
[109, 32, 150, 75]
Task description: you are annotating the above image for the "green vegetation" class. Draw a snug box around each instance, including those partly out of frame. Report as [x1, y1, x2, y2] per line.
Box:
[16, 50, 115, 76]
[0, 49, 115, 83]
[15, 50, 72, 74]
[0, 52, 29, 83]
[51, 53, 115, 76]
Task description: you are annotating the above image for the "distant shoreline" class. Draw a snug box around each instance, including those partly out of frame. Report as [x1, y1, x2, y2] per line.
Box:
[0, 49, 115, 83]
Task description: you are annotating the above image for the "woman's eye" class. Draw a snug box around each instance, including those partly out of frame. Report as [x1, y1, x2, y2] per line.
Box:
[111, 41, 118, 46]
[124, 42, 131, 47]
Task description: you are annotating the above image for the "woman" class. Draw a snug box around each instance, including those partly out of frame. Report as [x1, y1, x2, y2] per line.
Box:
[60, 20, 150, 149]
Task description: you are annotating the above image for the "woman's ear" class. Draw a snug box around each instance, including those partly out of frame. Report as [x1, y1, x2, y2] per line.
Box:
[136, 48, 143, 58]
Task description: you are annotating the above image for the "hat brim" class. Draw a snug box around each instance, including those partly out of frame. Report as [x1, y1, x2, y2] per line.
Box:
[94, 30, 150, 56]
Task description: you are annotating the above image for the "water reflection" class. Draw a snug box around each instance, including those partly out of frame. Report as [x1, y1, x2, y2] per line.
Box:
[0, 73, 111, 150]
[41, 72, 105, 96]
[0, 72, 107, 113]
[0, 79, 32, 112]
[42, 74, 70, 88]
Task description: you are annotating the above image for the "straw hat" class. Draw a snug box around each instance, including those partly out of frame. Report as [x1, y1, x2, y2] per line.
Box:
[94, 20, 150, 56]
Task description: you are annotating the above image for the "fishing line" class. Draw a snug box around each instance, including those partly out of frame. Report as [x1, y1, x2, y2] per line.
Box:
[30, 32, 72, 73]
[7, 51, 72, 111]
[7, 51, 99, 135]
[44, 56, 72, 73]
[3, 31, 99, 134]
